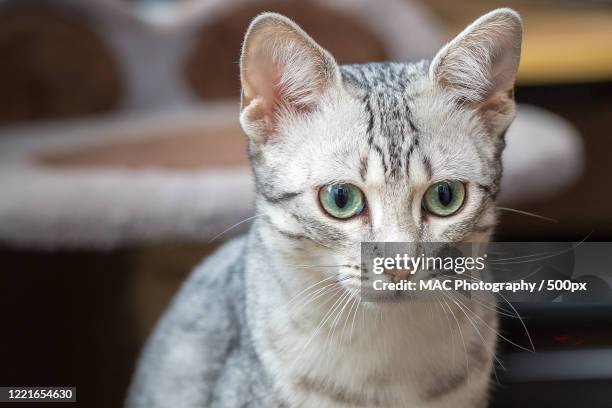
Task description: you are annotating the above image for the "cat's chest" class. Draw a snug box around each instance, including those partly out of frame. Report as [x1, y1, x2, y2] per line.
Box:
[244, 252, 494, 407]
[250, 305, 443, 407]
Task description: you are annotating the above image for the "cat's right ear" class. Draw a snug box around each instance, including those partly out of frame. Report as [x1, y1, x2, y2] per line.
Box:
[239, 13, 341, 144]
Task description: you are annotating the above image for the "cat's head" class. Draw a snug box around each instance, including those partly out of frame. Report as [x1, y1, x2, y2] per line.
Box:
[239, 9, 522, 287]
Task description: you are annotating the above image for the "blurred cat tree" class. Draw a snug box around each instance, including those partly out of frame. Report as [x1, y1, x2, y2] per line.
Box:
[0, 0, 585, 249]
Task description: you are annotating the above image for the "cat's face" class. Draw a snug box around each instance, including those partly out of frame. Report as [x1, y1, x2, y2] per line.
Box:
[239, 10, 522, 288]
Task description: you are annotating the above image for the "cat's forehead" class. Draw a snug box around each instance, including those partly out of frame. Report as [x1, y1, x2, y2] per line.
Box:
[332, 62, 483, 182]
[278, 61, 488, 187]
[340, 62, 436, 153]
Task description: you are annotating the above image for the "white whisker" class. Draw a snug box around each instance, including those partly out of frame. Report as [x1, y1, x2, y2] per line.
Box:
[496, 206, 557, 223]
[208, 214, 263, 243]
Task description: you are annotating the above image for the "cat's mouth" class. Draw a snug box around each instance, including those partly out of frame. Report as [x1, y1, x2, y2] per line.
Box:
[341, 278, 362, 290]
[339, 264, 419, 290]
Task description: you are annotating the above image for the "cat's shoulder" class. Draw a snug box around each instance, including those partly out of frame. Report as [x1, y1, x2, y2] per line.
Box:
[152, 234, 248, 339]
[126, 236, 249, 407]
[185, 234, 247, 291]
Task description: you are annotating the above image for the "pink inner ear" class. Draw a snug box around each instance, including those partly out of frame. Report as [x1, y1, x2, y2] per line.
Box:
[246, 61, 301, 132]
[244, 46, 323, 134]
[274, 83, 316, 115]
[246, 58, 282, 123]
[269, 57, 319, 116]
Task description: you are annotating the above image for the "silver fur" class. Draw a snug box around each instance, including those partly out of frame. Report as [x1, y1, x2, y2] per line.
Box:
[128, 8, 522, 408]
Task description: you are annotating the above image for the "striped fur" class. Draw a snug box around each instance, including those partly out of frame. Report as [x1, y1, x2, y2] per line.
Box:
[128, 9, 522, 408]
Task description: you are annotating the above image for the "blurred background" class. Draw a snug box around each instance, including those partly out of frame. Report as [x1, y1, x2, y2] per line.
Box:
[0, 0, 611, 407]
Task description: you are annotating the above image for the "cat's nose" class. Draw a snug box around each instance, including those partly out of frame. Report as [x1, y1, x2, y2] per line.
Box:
[384, 266, 413, 282]
[377, 230, 416, 243]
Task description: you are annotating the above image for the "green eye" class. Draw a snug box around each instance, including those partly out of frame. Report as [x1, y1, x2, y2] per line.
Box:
[423, 181, 465, 217]
[319, 183, 365, 219]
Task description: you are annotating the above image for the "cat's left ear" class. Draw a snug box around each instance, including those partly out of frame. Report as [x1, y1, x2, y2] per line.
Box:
[430, 8, 522, 132]
[239, 13, 341, 143]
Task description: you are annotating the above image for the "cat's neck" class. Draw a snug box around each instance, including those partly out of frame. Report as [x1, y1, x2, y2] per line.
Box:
[243, 220, 471, 406]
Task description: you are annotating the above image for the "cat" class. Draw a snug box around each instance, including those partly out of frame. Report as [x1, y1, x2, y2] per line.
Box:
[128, 8, 522, 408]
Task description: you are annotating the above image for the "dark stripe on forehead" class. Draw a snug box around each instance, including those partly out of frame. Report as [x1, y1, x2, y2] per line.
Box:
[343, 62, 426, 181]
[374, 94, 420, 179]
[340, 61, 427, 92]
[372, 92, 406, 179]
[405, 143, 415, 178]
[359, 154, 368, 182]
[364, 96, 375, 136]
[408, 116, 418, 133]
[422, 155, 433, 180]
[404, 134, 421, 179]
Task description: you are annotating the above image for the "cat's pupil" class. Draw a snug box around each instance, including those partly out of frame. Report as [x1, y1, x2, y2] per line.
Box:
[437, 183, 452, 206]
[334, 186, 350, 209]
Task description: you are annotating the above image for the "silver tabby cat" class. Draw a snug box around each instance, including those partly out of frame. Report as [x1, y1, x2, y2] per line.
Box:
[128, 8, 522, 408]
